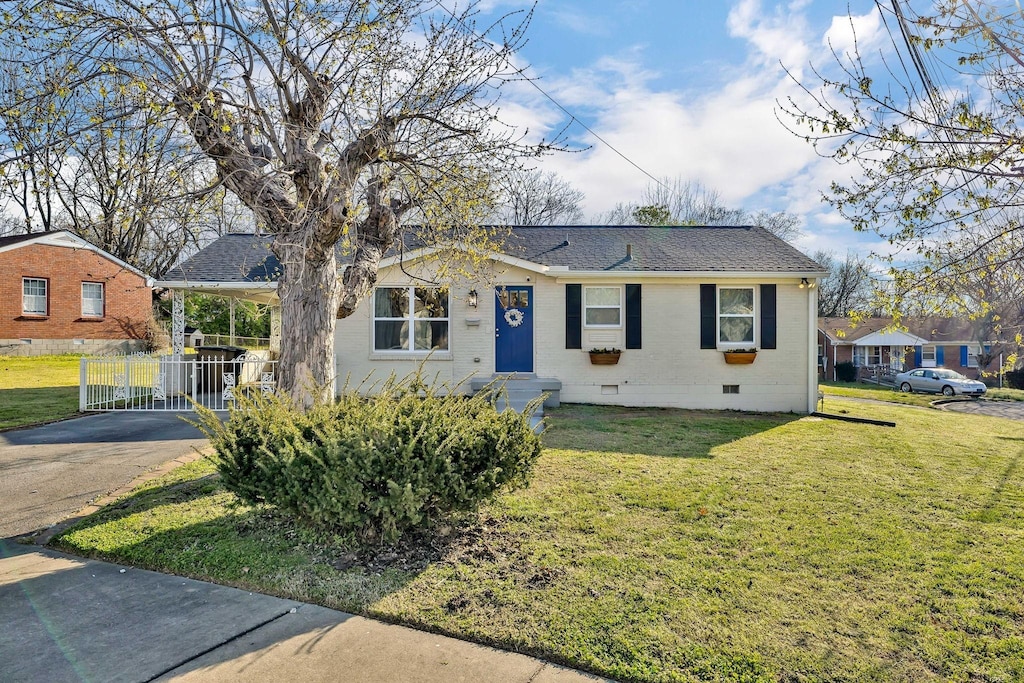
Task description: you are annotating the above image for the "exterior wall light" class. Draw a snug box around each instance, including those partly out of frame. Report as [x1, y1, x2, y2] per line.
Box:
[467, 289, 478, 308]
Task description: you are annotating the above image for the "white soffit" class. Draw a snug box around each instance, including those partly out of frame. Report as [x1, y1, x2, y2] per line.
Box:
[855, 329, 928, 346]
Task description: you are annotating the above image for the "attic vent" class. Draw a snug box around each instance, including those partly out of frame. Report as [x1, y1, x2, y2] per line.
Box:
[626, 244, 632, 260]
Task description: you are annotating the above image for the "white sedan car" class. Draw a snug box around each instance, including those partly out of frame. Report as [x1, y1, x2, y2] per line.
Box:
[895, 368, 987, 397]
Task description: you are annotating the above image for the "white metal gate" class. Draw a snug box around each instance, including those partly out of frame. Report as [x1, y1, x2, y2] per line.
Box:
[80, 352, 277, 411]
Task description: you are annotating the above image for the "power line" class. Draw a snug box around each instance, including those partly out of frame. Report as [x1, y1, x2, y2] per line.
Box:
[430, 1, 670, 192]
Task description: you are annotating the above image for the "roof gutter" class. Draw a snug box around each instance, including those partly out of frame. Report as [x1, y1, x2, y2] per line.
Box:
[154, 280, 279, 290]
[556, 270, 829, 281]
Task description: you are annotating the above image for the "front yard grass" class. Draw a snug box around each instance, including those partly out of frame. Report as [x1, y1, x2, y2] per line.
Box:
[0, 355, 81, 429]
[53, 400, 1024, 682]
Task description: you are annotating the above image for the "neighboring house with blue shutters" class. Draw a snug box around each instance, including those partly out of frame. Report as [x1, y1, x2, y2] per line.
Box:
[818, 317, 1011, 382]
[159, 226, 826, 413]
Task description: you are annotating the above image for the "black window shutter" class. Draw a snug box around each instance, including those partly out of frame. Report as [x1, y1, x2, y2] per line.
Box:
[700, 284, 716, 349]
[625, 284, 641, 349]
[760, 284, 777, 350]
[566, 284, 582, 349]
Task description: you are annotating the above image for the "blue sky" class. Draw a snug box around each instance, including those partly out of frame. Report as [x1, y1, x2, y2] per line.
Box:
[475, 0, 890, 258]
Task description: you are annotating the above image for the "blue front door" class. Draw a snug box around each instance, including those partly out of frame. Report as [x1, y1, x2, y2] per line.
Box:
[495, 286, 534, 373]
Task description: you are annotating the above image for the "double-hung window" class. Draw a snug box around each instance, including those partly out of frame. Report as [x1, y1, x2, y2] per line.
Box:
[373, 286, 449, 352]
[966, 345, 980, 368]
[584, 286, 621, 327]
[82, 282, 104, 317]
[22, 278, 48, 315]
[717, 287, 755, 346]
[921, 345, 936, 367]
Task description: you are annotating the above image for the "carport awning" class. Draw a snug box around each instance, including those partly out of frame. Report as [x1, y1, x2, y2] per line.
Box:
[155, 280, 279, 304]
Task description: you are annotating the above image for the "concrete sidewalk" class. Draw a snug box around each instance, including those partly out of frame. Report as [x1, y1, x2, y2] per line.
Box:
[0, 542, 609, 683]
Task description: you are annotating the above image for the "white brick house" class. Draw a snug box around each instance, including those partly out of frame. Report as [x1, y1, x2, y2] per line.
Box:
[160, 226, 827, 413]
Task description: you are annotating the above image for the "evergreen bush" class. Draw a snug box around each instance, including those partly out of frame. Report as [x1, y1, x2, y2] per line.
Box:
[197, 377, 542, 544]
[835, 361, 857, 382]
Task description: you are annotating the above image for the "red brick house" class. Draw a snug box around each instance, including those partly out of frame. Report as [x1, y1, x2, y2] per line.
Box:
[0, 231, 153, 356]
[818, 317, 1012, 382]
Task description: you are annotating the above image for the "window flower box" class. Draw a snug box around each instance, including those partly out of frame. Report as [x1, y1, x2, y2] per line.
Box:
[589, 348, 621, 365]
[723, 349, 757, 365]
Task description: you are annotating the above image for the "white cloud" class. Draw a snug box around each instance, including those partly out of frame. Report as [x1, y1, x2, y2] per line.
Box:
[550, 7, 612, 36]
[823, 9, 886, 59]
[726, 0, 812, 70]
[491, 1, 890, 258]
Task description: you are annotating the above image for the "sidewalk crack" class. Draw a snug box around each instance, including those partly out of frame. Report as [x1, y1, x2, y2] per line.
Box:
[526, 661, 547, 682]
[142, 606, 299, 682]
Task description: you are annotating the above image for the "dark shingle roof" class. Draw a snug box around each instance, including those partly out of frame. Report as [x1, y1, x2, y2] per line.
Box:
[161, 226, 824, 283]
[500, 226, 823, 272]
[161, 234, 280, 283]
[819, 316, 1016, 344]
[0, 231, 61, 249]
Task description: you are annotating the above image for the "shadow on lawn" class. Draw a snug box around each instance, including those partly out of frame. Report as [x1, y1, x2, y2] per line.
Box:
[48, 471, 423, 607]
[542, 404, 802, 458]
[976, 443, 1024, 524]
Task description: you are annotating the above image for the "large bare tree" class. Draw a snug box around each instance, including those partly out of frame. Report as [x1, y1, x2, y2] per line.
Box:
[778, 1, 1024, 331]
[595, 177, 802, 241]
[0, 51, 227, 273]
[0, 51, 74, 233]
[57, 92, 222, 275]
[812, 249, 874, 318]
[3, 1, 551, 403]
[495, 169, 584, 225]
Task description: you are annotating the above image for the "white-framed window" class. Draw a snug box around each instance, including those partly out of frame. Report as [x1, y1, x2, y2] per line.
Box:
[372, 286, 449, 352]
[82, 282, 104, 317]
[22, 277, 48, 315]
[967, 345, 980, 368]
[851, 348, 884, 368]
[921, 345, 936, 367]
[853, 346, 882, 366]
[583, 286, 621, 327]
[717, 287, 755, 347]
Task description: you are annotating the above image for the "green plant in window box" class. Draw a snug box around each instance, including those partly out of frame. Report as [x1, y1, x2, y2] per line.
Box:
[723, 348, 757, 365]
[589, 347, 622, 365]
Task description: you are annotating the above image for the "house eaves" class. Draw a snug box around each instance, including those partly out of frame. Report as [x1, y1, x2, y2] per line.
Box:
[554, 269, 828, 281]
[850, 329, 929, 347]
[378, 246, 555, 275]
[0, 230, 153, 284]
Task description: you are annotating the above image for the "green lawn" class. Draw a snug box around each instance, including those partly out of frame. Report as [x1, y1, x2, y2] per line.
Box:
[0, 355, 81, 429]
[52, 400, 1024, 682]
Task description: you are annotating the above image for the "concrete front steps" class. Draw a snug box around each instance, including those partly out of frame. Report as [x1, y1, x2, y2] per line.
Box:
[469, 374, 562, 431]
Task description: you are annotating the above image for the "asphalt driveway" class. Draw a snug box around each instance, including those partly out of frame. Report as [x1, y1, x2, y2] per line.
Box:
[939, 400, 1024, 421]
[0, 412, 209, 539]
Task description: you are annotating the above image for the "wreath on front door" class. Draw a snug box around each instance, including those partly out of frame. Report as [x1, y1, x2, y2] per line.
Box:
[504, 308, 525, 327]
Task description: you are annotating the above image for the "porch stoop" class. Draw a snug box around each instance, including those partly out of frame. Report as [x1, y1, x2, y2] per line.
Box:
[469, 375, 562, 431]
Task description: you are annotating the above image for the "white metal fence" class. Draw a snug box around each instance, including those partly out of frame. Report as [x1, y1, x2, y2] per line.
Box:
[80, 352, 277, 411]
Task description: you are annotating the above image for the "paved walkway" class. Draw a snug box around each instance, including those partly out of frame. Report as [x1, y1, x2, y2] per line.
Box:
[0, 542, 607, 683]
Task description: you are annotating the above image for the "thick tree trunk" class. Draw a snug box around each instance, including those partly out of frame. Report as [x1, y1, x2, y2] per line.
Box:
[274, 236, 340, 407]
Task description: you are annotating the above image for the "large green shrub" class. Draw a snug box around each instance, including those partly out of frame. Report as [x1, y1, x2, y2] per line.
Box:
[1007, 369, 1024, 390]
[197, 378, 542, 543]
[834, 361, 857, 382]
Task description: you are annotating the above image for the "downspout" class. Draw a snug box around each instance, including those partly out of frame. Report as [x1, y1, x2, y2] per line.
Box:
[808, 282, 818, 413]
[832, 341, 837, 381]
